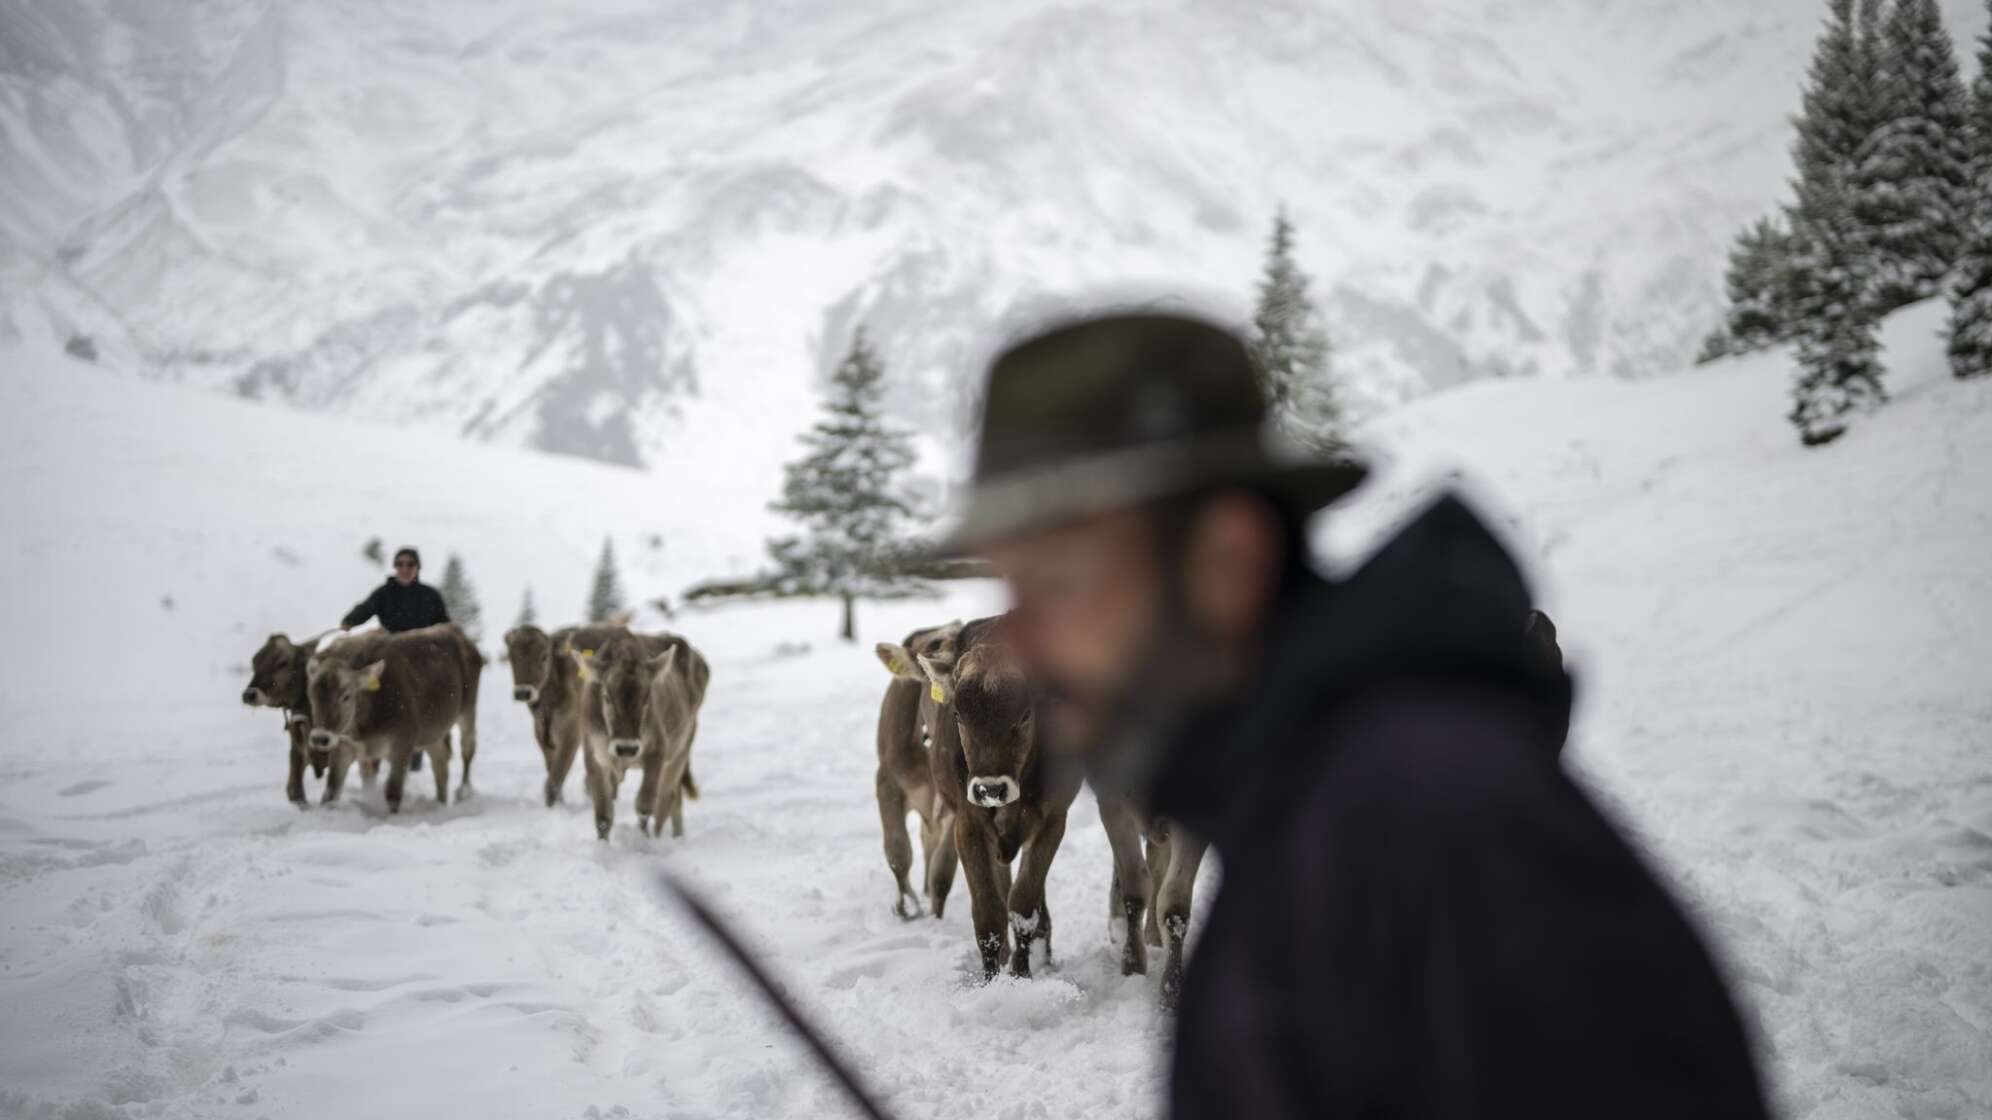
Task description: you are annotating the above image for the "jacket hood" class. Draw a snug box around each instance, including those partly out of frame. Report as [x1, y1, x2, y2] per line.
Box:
[1151, 492, 1573, 838]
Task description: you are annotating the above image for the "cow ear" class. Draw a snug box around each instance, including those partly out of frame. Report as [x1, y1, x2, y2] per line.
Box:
[305, 655, 323, 680]
[360, 660, 387, 691]
[271, 634, 293, 651]
[916, 655, 953, 704]
[648, 646, 679, 674]
[876, 642, 925, 680]
[569, 647, 595, 681]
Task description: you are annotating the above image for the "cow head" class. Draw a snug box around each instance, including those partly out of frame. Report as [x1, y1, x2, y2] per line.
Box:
[503, 625, 552, 704]
[305, 656, 387, 752]
[244, 633, 312, 709]
[905, 623, 1037, 810]
[573, 643, 675, 761]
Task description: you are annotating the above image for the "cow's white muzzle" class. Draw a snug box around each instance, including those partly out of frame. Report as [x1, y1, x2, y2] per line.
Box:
[610, 739, 643, 760]
[968, 775, 1019, 808]
[513, 685, 539, 703]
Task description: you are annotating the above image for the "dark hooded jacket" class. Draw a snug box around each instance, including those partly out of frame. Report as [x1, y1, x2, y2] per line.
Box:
[1153, 495, 1768, 1120]
[341, 578, 450, 633]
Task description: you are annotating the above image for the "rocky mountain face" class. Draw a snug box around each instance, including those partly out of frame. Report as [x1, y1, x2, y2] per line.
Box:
[5, 0, 1985, 474]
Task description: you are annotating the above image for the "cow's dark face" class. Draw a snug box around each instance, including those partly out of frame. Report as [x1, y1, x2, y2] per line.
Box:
[944, 644, 1036, 809]
[582, 647, 650, 760]
[244, 634, 306, 708]
[504, 626, 551, 704]
[305, 658, 384, 752]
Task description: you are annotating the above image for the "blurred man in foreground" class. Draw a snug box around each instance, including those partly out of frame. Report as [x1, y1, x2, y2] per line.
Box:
[943, 313, 1768, 1118]
[342, 546, 451, 634]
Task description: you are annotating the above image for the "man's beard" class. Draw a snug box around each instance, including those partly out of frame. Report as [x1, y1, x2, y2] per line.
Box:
[1055, 586, 1230, 813]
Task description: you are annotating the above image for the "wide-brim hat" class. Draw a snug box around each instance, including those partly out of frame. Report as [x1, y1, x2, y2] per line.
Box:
[937, 312, 1367, 554]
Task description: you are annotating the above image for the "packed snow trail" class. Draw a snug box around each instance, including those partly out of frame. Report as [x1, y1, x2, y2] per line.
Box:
[3, 300, 1990, 1119]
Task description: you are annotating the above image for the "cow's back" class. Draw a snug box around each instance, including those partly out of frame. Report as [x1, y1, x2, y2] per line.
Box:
[379, 625, 475, 733]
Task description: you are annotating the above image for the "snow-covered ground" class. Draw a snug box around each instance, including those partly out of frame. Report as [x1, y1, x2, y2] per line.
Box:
[2, 296, 1990, 1119]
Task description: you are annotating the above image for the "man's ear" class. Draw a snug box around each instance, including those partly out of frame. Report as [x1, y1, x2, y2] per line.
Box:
[916, 655, 954, 704]
[876, 642, 927, 680]
[360, 660, 387, 691]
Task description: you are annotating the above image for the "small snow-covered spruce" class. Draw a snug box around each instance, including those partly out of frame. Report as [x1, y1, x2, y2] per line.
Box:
[1719, 215, 1807, 354]
[439, 553, 483, 639]
[767, 326, 926, 641]
[1947, 1, 1992, 380]
[587, 538, 626, 623]
[1247, 206, 1342, 453]
[1856, 0, 1973, 310]
[1789, 183, 1888, 446]
[515, 586, 538, 629]
[362, 537, 385, 566]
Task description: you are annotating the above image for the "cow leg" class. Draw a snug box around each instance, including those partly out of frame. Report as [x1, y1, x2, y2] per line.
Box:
[926, 808, 959, 919]
[635, 752, 664, 838]
[321, 745, 353, 805]
[1007, 812, 1067, 979]
[455, 702, 478, 802]
[1156, 827, 1207, 1010]
[877, 770, 922, 919]
[428, 739, 451, 805]
[585, 754, 615, 841]
[955, 815, 1010, 980]
[547, 725, 582, 809]
[383, 745, 413, 813]
[1097, 796, 1150, 976]
[285, 737, 309, 808]
[655, 745, 692, 839]
[357, 756, 378, 790]
[1143, 834, 1166, 947]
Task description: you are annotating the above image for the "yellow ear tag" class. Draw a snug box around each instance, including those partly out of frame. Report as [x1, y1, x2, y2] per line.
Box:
[930, 683, 946, 703]
[887, 658, 903, 674]
[364, 676, 381, 692]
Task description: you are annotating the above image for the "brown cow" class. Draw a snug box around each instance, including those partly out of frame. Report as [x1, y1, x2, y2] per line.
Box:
[871, 621, 964, 920]
[245, 632, 397, 805]
[1097, 796, 1207, 1008]
[306, 623, 482, 811]
[568, 632, 708, 841]
[891, 614, 1080, 980]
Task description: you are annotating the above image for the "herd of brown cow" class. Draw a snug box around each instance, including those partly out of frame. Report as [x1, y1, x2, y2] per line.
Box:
[240, 607, 1559, 1008]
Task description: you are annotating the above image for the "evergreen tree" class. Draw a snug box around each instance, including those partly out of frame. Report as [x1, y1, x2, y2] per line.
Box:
[1948, 4, 1992, 379]
[1788, 0, 1890, 266]
[587, 538, 626, 623]
[362, 537, 384, 565]
[1246, 207, 1342, 452]
[514, 586, 538, 629]
[1857, 0, 1973, 309]
[438, 553, 483, 639]
[1790, 184, 1888, 445]
[1720, 215, 1807, 352]
[768, 326, 923, 641]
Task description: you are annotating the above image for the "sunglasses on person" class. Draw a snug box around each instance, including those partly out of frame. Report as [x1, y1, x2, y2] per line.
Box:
[394, 559, 418, 570]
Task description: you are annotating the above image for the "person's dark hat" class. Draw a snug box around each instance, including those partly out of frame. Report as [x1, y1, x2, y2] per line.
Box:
[938, 312, 1367, 552]
[394, 547, 421, 566]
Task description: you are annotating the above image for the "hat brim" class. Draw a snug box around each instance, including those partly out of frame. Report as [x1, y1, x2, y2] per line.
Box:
[932, 431, 1368, 557]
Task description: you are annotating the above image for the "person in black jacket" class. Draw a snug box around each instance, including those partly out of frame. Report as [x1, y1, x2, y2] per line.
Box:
[938, 313, 1769, 1119]
[342, 547, 451, 634]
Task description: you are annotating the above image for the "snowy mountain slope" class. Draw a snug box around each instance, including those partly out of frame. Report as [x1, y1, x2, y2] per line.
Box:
[6, 0, 1987, 479]
[2, 295, 1988, 1118]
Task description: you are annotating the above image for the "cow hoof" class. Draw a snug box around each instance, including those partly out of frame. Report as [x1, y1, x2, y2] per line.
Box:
[290, 797, 308, 810]
[595, 819, 611, 840]
[893, 895, 924, 921]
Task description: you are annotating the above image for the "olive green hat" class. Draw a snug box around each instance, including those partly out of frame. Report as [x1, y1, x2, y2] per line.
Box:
[939, 312, 1367, 552]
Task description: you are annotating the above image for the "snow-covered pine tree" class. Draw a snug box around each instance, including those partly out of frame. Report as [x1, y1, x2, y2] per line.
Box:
[1948, 3, 1992, 379]
[439, 553, 483, 639]
[1788, 0, 1890, 271]
[515, 586, 538, 629]
[1246, 207, 1342, 452]
[1720, 215, 1806, 353]
[767, 326, 923, 641]
[1790, 182, 1888, 445]
[587, 538, 626, 623]
[1857, 0, 1973, 309]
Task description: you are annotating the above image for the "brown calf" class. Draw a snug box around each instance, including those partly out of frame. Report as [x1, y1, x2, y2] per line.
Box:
[891, 614, 1081, 980]
[871, 621, 964, 920]
[568, 631, 708, 841]
[1097, 796, 1207, 1009]
[306, 624, 483, 811]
